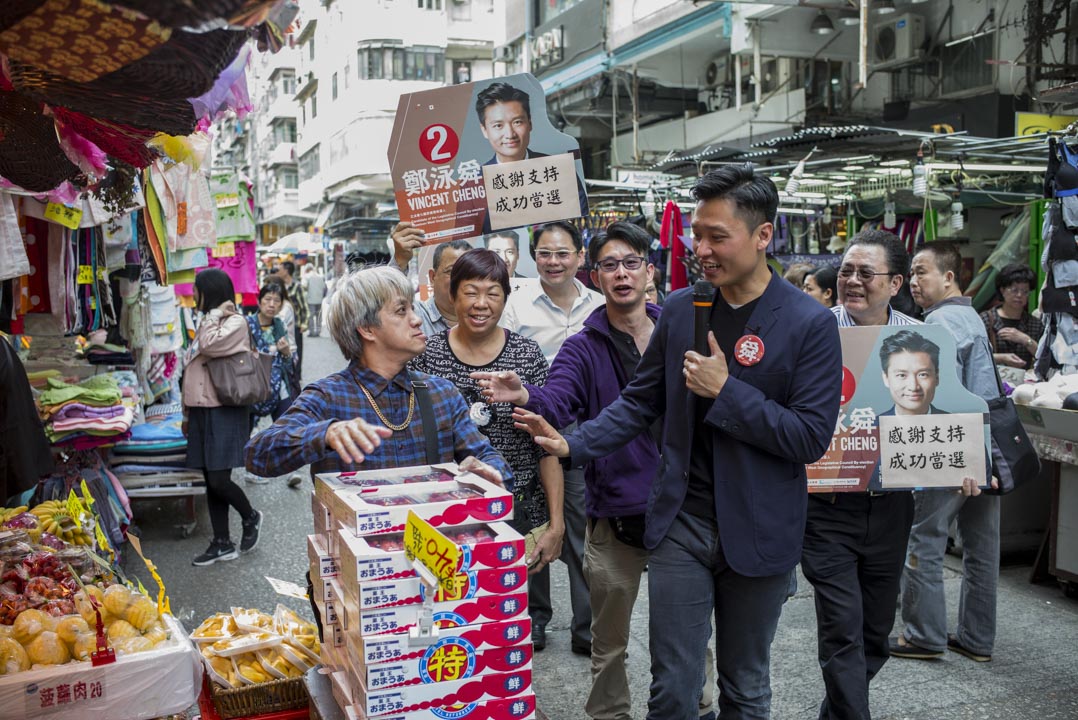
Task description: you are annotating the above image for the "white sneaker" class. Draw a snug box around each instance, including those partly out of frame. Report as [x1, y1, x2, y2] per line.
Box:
[245, 472, 271, 485]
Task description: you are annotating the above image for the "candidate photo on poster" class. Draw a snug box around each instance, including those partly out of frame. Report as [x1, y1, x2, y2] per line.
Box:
[460, 77, 589, 233]
[877, 330, 946, 418]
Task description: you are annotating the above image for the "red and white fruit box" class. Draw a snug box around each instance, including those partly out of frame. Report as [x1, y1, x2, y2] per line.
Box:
[346, 617, 531, 669]
[308, 533, 339, 578]
[358, 635, 532, 692]
[321, 475, 513, 537]
[345, 695, 536, 720]
[348, 591, 528, 637]
[354, 565, 526, 612]
[315, 463, 461, 497]
[339, 522, 525, 586]
[355, 669, 533, 718]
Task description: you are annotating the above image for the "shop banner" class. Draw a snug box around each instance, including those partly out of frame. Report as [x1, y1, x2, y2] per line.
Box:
[388, 72, 588, 246]
[807, 325, 990, 493]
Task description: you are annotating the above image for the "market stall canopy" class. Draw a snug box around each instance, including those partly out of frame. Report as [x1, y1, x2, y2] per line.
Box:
[263, 231, 322, 255]
[0, 0, 298, 196]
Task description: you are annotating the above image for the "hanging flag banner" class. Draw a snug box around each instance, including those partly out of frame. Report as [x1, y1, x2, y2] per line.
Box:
[807, 325, 991, 493]
[388, 72, 588, 246]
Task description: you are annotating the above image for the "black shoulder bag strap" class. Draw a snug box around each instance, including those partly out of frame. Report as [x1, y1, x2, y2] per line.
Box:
[409, 371, 440, 464]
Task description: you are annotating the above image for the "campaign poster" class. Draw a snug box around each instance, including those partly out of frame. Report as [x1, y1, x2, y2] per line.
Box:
[387, 72, 588, 246]
[807, 325, 991, 493]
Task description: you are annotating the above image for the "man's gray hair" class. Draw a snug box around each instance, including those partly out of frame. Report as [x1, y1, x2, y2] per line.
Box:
[325, 265, 413, 362]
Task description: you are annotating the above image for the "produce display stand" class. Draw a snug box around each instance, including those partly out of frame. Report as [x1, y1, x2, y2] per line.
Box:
[1017, 405, 1078, 595]
[0, 614, 201, 720]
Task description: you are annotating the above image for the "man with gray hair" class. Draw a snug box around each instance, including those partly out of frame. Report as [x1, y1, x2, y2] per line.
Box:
[245, 265, 510, 485]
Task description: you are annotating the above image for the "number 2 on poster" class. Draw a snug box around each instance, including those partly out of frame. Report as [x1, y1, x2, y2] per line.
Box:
[420, 124, 459, 164]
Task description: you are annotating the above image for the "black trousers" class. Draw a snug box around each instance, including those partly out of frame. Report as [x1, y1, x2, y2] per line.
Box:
[294, 330, 304, 379]
[203, 468, 254, 544]
[801, 492, 914, 720]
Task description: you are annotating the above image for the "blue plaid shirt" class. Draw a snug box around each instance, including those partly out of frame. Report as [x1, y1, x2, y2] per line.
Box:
[244, 361, 512, 484]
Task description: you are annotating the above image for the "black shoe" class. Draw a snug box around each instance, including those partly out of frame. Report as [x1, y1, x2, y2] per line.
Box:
[948, 633, 991, 662]
[193, 539, 238, 566]
[889, 636, 943, 660]
[531, 624, 546, 651]
[571, 639, 591, 656]
[240, 511, 263, 553]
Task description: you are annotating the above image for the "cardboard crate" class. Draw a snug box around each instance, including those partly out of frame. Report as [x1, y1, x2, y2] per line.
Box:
[354, 669, 532, 718]
[354, 565, 527, 611]
[344, 591, 529, 637]
[342, 618, 532, 669]
[319, 475, 513, 537]
[307, 533, 339, 579]
[343, 695, 536, 720]
[338, 522, 526, 588]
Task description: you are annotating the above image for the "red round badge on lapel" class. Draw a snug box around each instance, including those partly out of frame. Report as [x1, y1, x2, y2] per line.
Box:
[734, 335, 765, 366]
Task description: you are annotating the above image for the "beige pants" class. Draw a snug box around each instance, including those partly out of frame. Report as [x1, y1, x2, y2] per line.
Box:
[583, 517, 716, 720]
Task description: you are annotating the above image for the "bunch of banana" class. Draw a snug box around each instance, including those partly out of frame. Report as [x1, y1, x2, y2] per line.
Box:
[235, 654, 272, 684]
[0, 506, 28, 524]
[30, 501, 93, 546]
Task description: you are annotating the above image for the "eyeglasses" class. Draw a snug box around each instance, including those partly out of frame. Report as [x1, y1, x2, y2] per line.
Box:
[535, 249, 576, 261]
[534, 250, 577, 261]
[1002, 286, 1030, 296]
[838, 266, 897, 283]
[595, 255, 647, 273]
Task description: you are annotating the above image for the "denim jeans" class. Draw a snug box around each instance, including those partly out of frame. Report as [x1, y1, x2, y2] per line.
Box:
[900, 490, 1000, 655]
[647, 512, 790, 720]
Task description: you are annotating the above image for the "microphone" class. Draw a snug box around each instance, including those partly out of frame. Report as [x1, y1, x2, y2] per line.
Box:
[693, 280, 714, 355]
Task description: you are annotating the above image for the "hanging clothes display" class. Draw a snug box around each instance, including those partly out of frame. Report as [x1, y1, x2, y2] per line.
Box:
[0, 333, 54, 499]
[1036, 137, 1078, 378]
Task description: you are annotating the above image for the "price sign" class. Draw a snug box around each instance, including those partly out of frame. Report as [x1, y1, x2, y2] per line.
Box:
[215, 193, 239, 208]
[211, 241, 236, 258]
[44, 202, 83, 229]
[76, 266, 94, 284]
[404, 510, 460, 595]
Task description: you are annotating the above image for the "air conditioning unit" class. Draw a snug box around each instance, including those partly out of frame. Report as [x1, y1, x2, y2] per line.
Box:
[493, 44, 516, 63]
[873, 13, 925, 69]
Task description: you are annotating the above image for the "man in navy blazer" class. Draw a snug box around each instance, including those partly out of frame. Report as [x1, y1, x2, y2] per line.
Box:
[515, 165, 842, 719]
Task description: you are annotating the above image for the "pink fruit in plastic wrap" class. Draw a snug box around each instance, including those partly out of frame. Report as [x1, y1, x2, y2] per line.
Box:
[38, 534, 66, 551]
[1, 513, 39, 533]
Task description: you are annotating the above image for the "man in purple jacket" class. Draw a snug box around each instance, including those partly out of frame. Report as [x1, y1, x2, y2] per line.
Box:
[474, 222, 714, 720]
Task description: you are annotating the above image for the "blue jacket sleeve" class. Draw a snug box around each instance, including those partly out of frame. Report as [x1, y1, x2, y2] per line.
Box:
[245, 385, 338, 476]
[706, 310, 841, 464]
[564, 309, 668, 465]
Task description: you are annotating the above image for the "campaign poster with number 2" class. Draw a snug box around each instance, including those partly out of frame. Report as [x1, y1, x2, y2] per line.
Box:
[806, 325, 990, 493]
[387, 73, 588, 245]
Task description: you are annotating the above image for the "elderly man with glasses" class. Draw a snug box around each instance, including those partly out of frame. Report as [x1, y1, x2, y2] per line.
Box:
[500, 220, 603, 655]
[802, 228, 919, 720]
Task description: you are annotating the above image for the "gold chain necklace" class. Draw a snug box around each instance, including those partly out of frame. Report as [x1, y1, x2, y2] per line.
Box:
[360, 385, 415, 431]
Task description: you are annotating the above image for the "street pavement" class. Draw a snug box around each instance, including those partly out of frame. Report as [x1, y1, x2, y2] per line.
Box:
[125, 332, 1078, 719]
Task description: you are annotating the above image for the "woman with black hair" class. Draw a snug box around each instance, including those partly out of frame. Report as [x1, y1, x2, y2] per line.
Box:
[981, 263, 1044, 369]
[802, 265, 838, 308]
[182, 268, 262, 566]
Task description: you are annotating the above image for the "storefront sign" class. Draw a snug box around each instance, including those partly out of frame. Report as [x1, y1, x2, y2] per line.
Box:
[807, 325, 990, 492]
[1016, 112, 1078, 136]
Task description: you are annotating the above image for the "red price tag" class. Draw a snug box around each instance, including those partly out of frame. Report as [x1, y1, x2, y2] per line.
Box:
[418, 123, 459, 165]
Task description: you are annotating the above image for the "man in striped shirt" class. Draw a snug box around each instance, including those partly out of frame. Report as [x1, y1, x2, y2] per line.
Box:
[803, 229, 917, 720]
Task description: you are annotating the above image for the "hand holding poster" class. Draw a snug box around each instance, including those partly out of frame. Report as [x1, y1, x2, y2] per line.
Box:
[388, 73, 588, 245]
[807, 325, 991, 492]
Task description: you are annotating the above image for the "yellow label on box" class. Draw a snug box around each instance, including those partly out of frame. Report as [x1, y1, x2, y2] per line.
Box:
[404, 510, 460, 594]
[211, 241, 236, 258]
[44, 202, 83, 229]
[76, 266, 94, 284]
